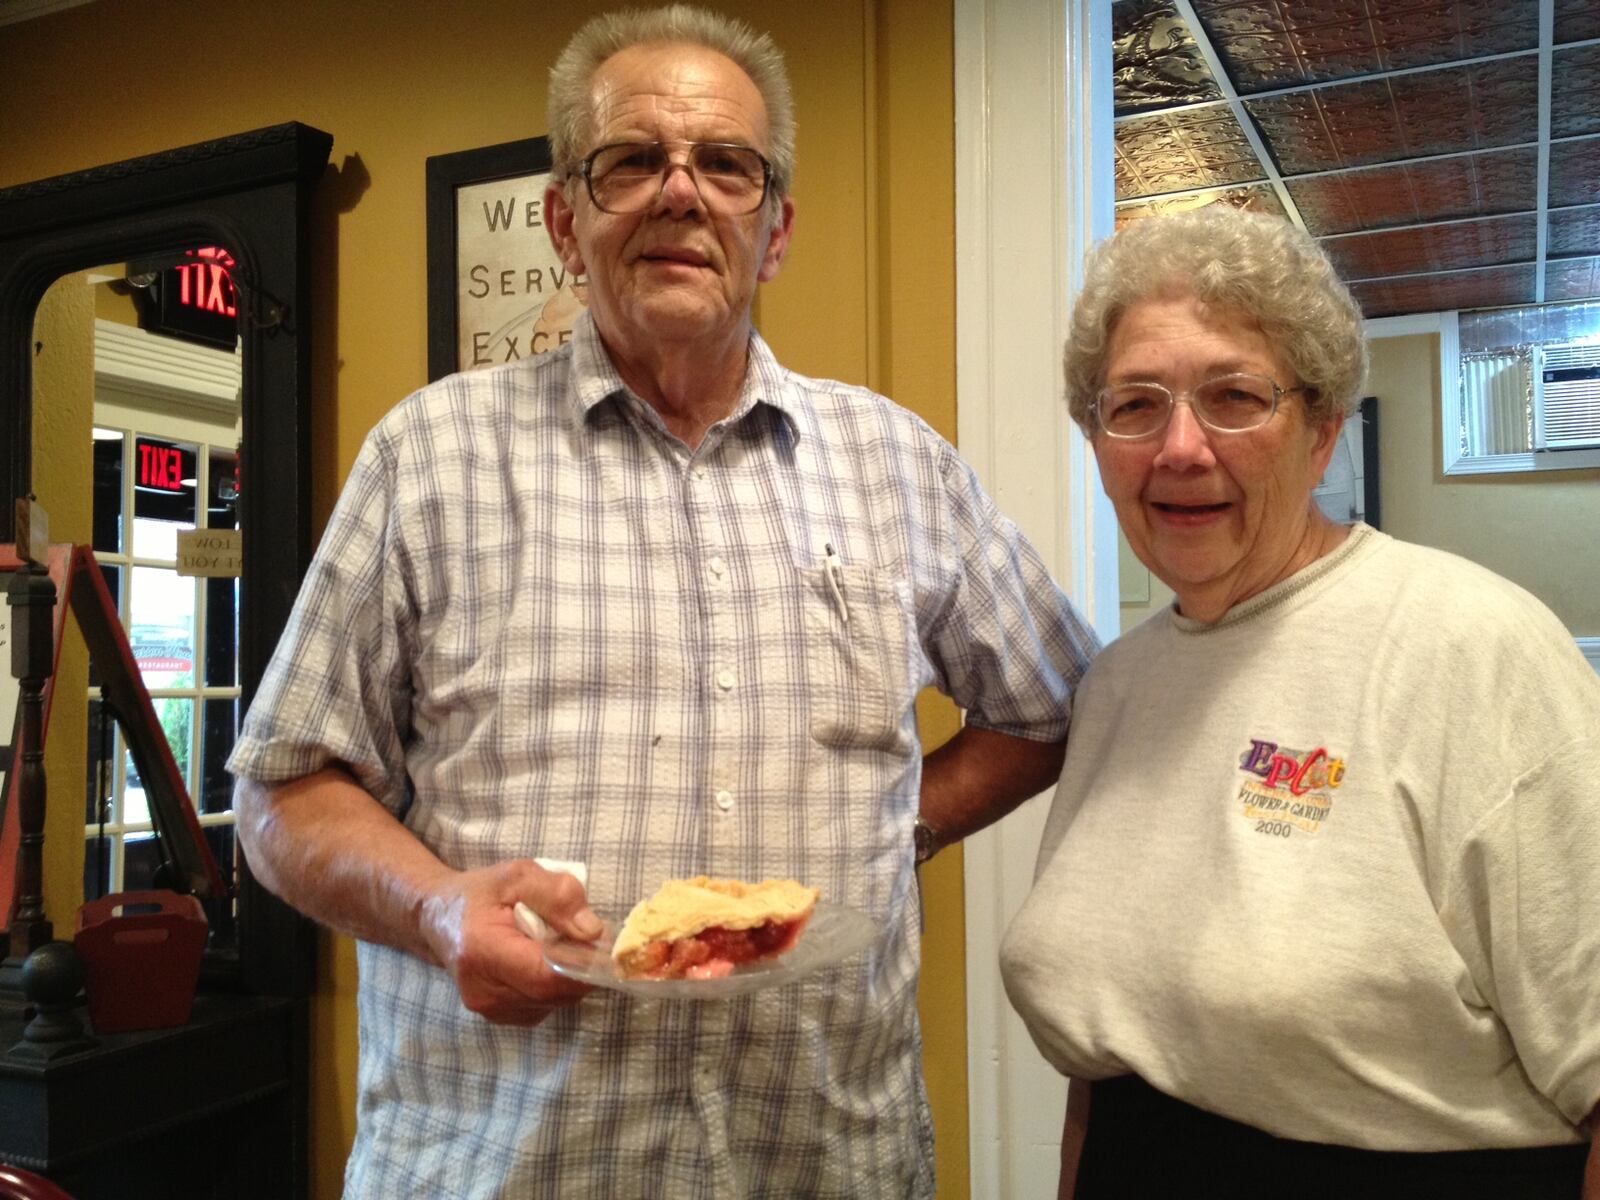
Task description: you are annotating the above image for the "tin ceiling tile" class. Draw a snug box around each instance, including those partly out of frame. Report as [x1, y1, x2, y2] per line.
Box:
[1370, 2, 1540, 66]
[1188, 1, 1286, 39]
[1548, 137, 1600, 208]
[1544, 257, 1600, 302]
[1547, 208, 1600, 257]
[1115, 107, 1265, 198]
[1375, 56, 1538, 153]
[1246, 56, 1538, 174]
[1321, 214, 1537, 279]
[1114, 0, 1224, 116]
[1555, 0, 1600, 44]
[1347, 265, 1535, 317]
[1246, 90, 1361, 175]
[1551, 44, 1600, 140]
[1194, 1, 1539, 94]
[1285, 147, 1537, 234]
[1115, 184, 1289, 228]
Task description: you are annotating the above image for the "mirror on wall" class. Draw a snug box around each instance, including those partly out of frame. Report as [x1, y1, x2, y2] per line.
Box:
[32, 258, 246, 951]
[0, 123, 332, 996]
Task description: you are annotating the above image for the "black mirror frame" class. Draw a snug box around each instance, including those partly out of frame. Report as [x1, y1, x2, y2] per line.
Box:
[0, 122, 333, 998]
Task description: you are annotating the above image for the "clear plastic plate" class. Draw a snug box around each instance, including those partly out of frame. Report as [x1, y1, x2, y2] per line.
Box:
[535, 901, 879, 999]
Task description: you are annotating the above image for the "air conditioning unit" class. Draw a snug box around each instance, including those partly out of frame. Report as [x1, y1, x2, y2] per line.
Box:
[1533, 342, 1600, 451]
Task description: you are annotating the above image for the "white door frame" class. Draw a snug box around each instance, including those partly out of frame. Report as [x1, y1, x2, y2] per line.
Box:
[953, 0, 1116, 1194]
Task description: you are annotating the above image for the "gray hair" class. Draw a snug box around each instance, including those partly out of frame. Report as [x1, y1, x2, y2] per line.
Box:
[1064, 208, 1368, 433]
[547, 5, 795, 202]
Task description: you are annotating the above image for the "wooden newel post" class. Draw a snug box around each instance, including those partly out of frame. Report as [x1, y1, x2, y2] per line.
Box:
[7, 561, 55, 959]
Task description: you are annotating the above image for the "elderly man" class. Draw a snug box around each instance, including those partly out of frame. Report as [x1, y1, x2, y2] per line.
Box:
[230, 5, 1096, 1196]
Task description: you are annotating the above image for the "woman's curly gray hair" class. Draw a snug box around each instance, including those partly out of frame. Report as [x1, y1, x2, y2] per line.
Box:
[547, 5, 795, 203]
[1064, 207, 1368, 434]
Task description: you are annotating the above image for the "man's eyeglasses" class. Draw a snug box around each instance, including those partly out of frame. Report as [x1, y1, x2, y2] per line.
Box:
[1093, 373, 1307, 440]
[578, 141, 773, 215]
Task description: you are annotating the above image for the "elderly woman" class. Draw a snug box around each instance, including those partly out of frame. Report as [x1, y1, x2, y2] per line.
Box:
[1000, 207, 1600, 1199]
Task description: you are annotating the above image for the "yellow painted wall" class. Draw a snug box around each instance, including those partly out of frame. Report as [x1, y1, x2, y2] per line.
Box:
[1, 1, 969, 1195]
[1369, 334, 1600, 635]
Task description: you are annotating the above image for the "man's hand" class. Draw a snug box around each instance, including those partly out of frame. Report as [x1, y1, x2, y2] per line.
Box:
[419, 859, 603, 1025]
[236, 768, 602, 1024]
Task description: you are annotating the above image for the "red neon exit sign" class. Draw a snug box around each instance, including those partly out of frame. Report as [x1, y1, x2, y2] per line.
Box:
[174, 247, 237, 318]
[137, 441, 186, 492]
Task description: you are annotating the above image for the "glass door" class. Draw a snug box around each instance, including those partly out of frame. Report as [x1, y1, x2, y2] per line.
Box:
[85, 419, 241, 945]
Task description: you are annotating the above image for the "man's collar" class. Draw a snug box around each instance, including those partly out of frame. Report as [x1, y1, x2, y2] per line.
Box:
[742, 326, 801, 437]
[568, 309, 802, 441]
[570, 310, 629, 415]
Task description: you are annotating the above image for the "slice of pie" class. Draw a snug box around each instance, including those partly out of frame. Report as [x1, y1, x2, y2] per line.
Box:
[612, 876, 820, 980]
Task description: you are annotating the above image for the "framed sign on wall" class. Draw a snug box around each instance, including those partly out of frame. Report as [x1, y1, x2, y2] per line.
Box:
[425, 134, 588, 382]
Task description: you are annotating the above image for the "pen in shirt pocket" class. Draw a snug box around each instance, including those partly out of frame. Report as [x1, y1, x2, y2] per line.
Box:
[823, 542, 851, 624]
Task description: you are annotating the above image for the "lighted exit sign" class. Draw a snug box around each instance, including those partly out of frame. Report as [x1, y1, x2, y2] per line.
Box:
[136, 440, 187, 493]
[176, 247, 237, 318]
[135, 246, 240, 351]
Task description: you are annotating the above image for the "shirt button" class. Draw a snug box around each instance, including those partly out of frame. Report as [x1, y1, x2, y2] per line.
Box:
[714, 790, 734, 811]
[716, 668, 735, 691]
[709, 556, 727, 578]
[693, 465, 707, 480]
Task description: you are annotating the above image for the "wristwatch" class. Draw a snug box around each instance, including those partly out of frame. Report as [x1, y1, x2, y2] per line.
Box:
[913, 816, 941, 865]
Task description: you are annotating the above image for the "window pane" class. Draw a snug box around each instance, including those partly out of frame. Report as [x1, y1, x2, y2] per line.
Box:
[131, 437, 199, 559]
[200, 699, 238, 814]
[88, 563, 121, 691]
[84, 698, 115, 825]
[92, 430, 124, 554]
[157, 696, 195, 793]
[122, 743, 150, 828]
[123, 833, 163, 892]
[204, 447, 241, 688]
[204, 576, 239, 688]
[83, 834, 113, 902]
[129, 566, 195, 691]
[207, 447, 239, 530]
[98, 561, 121, 612]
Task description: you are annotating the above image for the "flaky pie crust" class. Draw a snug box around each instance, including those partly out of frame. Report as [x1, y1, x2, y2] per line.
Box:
[611, 876, 820, 966]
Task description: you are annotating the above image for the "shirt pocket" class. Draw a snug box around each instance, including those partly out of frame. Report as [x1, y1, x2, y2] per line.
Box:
[798, 562, 917, 753]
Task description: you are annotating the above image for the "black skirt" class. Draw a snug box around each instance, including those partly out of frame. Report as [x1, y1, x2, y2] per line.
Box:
[1076, 1074, 1588, 1200]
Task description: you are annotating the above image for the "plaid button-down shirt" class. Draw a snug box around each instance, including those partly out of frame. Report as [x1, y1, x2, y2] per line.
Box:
[230, 312, 1097, 1198]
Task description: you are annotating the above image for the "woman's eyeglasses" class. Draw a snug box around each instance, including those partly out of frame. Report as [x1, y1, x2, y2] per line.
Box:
[1094, 373, 1308, 439]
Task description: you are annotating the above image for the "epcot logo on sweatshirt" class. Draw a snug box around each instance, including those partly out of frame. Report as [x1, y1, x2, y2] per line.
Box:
[1234, 738, 1347, 837]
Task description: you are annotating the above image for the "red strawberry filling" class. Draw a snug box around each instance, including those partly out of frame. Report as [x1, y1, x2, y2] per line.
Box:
[631, 916, 812, 980]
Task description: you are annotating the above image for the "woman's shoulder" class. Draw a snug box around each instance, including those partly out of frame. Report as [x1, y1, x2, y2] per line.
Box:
[1362, 532, 1570, 641]
[1357, 532, 1597, 717]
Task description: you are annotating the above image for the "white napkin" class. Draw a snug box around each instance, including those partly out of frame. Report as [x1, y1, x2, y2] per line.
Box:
[513, 858, 589, 942]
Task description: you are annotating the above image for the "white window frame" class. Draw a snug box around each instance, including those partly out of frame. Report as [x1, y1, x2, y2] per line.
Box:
[89, 318, 241, 897]
[1371, 310, 1600, 475]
